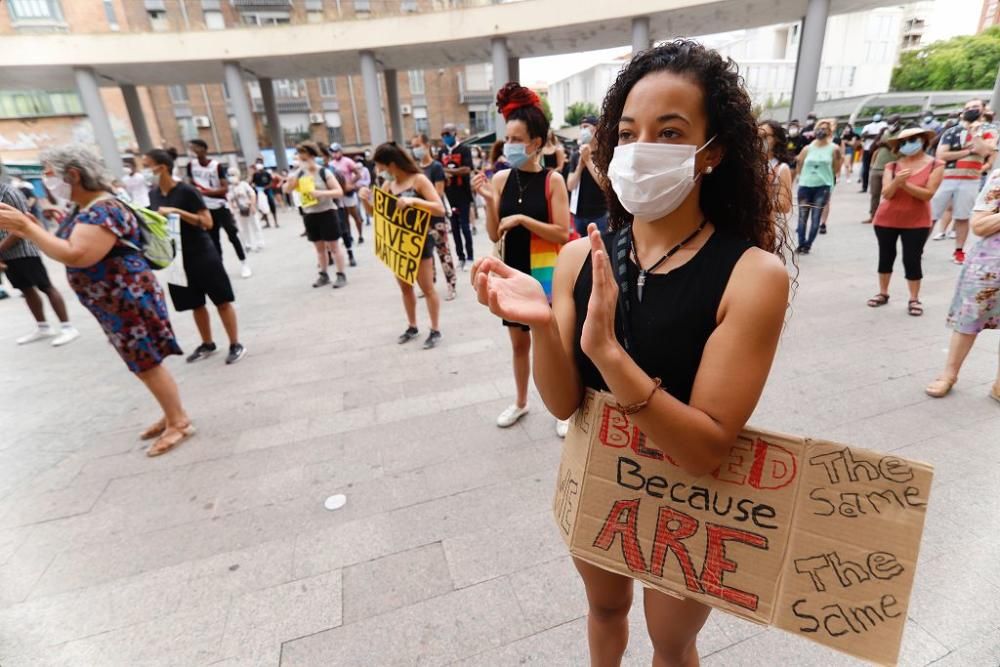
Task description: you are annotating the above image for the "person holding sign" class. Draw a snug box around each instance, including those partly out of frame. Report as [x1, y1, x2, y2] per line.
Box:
[472, 83, 571, 430]
[471, 42, 789, 665]
[282, 141, 348, 289]
[359, 143, 446, 349]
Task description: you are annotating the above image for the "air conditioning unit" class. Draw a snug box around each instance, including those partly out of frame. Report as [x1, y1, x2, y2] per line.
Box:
[308, 113, 325, 124]
[192, 115, 211, 128]
[400, 104, 412, 116]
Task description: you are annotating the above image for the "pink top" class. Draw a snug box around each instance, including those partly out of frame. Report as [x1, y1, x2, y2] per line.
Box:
[329, 156, 358, 187]
[872, 158, 943, 229]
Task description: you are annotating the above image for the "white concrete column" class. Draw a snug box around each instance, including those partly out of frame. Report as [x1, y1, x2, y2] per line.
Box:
[491, 37, 510, 135]
[258, 77, 287, 171]
[120, 84, 152, 154]
[73, 67, 123, 178]
[990, 62, 1000, 113]
[360, 50, 387, 146]
[507, 57, 520, 84]
[384, 69, 404, 144]
[631, 16, 651, 55]
[223, 61, 260, 164]
[789, 0, 830, 126]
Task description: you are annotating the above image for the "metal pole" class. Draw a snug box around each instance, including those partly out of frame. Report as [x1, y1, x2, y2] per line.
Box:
[491, 37, 510, 136]
[74, 67, 123, 178]
[359, 50, 387, 146]
[120, 84, 153, 153]
[789, 0, 830, 125]
[223, 61, 261, 164]
[990, 62, 1000, 112]
[259, 77, 287, 170]
[507, 57, 520, 84]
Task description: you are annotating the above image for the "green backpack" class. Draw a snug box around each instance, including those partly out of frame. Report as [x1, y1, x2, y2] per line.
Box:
[118, 199, 176, 270]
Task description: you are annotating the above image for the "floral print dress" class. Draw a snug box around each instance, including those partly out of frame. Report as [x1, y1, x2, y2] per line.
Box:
[947, 170, 1000, 334]
[57, 197, 182, 373]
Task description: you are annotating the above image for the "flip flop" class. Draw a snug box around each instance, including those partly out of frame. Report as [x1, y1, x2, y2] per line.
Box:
[140, 418, 167, 440]
[146, 424, 196, 457]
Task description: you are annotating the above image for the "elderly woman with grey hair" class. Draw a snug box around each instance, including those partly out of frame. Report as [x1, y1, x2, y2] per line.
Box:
[0, 145, 194, 456]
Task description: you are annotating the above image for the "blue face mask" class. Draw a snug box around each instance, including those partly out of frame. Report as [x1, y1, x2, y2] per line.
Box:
[899, 139, 923, 156]
[873, 114, 883, 122]
[442, 133, 456, 147]
[503, 142, 531, 169]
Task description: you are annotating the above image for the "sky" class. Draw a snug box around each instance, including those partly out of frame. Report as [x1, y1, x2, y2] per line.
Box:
[519, 0, 983, 88]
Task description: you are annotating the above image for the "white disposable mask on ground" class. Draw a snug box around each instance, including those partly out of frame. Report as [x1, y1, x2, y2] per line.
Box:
[607, 136, 715, 220]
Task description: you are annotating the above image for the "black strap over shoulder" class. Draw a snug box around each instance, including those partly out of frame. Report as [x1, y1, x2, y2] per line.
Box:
[609, 224, 634, 353]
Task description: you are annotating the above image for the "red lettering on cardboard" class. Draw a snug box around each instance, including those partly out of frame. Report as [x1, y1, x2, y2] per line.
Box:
[701, 523, 769, 611]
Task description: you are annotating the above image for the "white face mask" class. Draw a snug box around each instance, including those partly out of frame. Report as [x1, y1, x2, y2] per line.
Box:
[606, 137, 715, 221]
[43, 175, 71, 201]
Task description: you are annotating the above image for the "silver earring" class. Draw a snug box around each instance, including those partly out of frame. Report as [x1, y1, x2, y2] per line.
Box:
[704, 166, 714, 174]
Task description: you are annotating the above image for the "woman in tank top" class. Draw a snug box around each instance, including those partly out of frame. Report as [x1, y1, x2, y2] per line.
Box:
[541, 130, 566, 172]
[359, 142, 446, 349]
[759, 119, 793, 226]
[471, 41, 790, 665]
[472, 83, 571, 431]
[794, 119, 842, 254]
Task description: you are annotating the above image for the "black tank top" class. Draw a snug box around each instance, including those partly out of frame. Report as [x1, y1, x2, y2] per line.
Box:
[543, 152, 558, 169]
[499, 168, 549, 274]
[573, 228, 752, 404]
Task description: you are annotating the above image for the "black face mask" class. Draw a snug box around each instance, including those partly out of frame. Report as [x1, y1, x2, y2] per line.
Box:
[816, 129, 829, 140]
[963, 109, 982, 123]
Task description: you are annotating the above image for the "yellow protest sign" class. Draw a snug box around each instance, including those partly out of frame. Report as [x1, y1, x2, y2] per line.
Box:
[372, 187, 431, 285]
[296, 174, 318, 208]
[557, 389, 933, 666]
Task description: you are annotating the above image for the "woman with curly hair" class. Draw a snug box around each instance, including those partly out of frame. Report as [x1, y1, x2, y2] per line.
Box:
[760, 119, 793, 223]
[472, 83, 571, 430]
[0, 145, 193, 457]
[471, 40, 790, 664]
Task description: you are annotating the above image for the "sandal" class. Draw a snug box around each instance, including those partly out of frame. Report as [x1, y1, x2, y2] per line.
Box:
[867, 293, 890, 308]
[991, 384, 1000, 404]
[146, 423, 196, 457]
[907, 300, 924, 317]
[925, 378, 956, 398]
[140, 418, 167, 441]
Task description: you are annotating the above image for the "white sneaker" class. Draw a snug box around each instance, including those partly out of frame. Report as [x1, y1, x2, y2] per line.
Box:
[931, 232, 947, 241]
[556, 419, 569, 438]
[947, 230, 957, 239]
[496, 404, 529, 428]
[51, 327, 80, 347]
[240, 262, 253, 279]
[16, 328, 55, 345]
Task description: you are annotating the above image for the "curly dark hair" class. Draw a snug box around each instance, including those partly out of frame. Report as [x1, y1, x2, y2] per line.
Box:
[495, 82, 548, 143]
[593, 40, 791, 263]
[761, 119, 792, 166]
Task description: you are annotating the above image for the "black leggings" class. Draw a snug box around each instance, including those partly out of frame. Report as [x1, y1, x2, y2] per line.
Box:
[874, 226, 930, 280]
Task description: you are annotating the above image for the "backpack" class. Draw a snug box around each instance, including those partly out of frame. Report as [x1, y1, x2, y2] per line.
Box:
[86, 196, 176, 269]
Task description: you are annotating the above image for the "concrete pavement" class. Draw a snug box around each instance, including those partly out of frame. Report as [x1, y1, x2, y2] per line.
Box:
[0, 183, 998, 666]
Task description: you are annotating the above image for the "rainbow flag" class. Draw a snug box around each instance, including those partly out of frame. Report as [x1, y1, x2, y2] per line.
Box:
[530, 235, 560, 303]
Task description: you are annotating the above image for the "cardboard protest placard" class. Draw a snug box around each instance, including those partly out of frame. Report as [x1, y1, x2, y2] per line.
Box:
[555, 390, 932, 666]
[372, 187, 431, 285]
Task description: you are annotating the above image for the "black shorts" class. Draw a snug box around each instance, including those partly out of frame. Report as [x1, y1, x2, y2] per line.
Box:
[421, 232, 435, 260]
[3, 256, 51, 290]
[169, 254, 235, 311]
[304, 209, 342, 242]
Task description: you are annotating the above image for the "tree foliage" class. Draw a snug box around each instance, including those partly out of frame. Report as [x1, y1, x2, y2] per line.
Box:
[891, 27, 1000, 91]
[536, 92, 553, 125]
[565, 101, 600, 127]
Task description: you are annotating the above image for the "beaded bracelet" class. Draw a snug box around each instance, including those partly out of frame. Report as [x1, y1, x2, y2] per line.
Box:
[615, 377, 662, 416]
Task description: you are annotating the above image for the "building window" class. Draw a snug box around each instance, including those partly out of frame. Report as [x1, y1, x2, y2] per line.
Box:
[148, 10, 170, 31]
[355, 0, 371, 12]
[408, 70, 425, 95]
[168, 85, 190, 104]
[307, 10, 324, 22]
[414, 107, 429, 134]
[103, 0, 119, 30]
[469, 109, 490, 134]
[178, 117, 199, 143]
[0, 90, 82, 119]
[319, 77, 338, 98]
[274, 79, 307, 99]
[402, 0, 417, 11]
[240, 12, 290, 26]
[7, 0, 63, 22]
[205, 10, 225, 29]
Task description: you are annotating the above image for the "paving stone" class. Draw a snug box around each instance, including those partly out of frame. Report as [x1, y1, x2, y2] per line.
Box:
[342, 542, 454, 623]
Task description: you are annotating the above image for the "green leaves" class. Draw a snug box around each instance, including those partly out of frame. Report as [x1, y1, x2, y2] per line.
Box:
[890, 27, 1000, 91]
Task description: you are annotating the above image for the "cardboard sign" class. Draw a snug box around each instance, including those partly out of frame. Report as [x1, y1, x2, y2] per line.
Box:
[555, 390, 933, 666]
[372, 187, 431, 285]
[296, 173, 318, 209]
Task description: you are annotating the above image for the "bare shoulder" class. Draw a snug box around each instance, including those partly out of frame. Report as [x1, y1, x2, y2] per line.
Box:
[492, 170, 511, 187]
[547, 169, 568, 190]
[726, 248, 790, 307]
[556, 237, 592, 278]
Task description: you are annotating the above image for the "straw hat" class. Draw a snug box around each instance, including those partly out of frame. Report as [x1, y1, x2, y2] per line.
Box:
[885, 126, 936, 151]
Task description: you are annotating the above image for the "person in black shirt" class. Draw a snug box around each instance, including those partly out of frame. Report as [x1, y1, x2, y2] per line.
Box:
[566, 114, 608, 236]
[145, 149, 246, 365]
[438, 122, 475, 268]
[250, 158, 277, 228]
[411, 133, 458, 300]
[785, 119, 808, 167]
